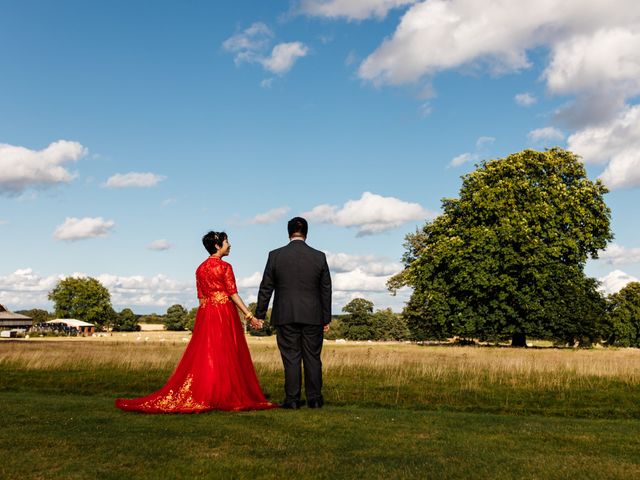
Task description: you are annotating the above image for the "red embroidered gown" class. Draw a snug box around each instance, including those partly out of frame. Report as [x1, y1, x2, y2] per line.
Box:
[115, 256, 277, 413]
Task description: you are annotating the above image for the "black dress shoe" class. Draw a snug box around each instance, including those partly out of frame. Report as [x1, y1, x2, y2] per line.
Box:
[307, 398, 324, 409]
[280, 400, 305, 409]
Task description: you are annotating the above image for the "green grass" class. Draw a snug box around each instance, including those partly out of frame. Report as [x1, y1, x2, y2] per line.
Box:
[1, 340, 640, 478]
[1, 390, 639, 480]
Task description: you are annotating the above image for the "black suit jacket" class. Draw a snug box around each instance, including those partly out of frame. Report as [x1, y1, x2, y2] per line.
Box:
[256, 240, 332, 326]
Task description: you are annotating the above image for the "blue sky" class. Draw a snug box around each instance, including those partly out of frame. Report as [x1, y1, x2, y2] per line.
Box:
[2, 0, 640, 314]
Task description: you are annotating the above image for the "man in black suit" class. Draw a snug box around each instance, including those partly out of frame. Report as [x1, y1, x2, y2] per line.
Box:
[255, 217, 332, 409]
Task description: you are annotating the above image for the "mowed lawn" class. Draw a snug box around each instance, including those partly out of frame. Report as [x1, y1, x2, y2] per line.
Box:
[1, 338, 640, 479]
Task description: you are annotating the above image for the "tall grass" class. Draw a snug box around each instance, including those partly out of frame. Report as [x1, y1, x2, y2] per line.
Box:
[2, 339, 639, 417]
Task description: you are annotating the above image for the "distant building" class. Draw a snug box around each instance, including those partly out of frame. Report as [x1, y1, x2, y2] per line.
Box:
[0, 304, 33, 330]
[46, 319, 96, 336]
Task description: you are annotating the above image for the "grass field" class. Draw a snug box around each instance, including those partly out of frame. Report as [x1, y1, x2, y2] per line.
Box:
[1, 336, 639, 479]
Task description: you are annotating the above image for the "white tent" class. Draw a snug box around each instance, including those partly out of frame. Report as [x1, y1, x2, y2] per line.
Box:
[47, 319, 95, 328]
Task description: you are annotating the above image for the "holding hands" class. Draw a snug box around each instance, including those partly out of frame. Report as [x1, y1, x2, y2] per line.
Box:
[245, 312, 264, 330]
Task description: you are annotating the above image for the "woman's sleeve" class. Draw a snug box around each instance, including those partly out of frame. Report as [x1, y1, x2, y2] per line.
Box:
[223, 263, 238, 296]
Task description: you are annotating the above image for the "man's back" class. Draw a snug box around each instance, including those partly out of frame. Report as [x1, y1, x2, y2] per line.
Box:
[256, 240, 331, 326]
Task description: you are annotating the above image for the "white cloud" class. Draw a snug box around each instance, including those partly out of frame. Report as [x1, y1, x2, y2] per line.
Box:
[515, 92, 537, 106]
[96, 273, 194, 308]
[260, 42, 309, 74]
[249, 206, 290, 225]
[476, 136, 495, 149]
[598, 243, 640, 266]
[147, 240, 171, 251]
[358, 1, 640, 86]
[0, 140, 86, 195]
[0, 268, 196, 311]
[303, 191, 434, 236]
[104, 172, 166, 188]
[299, 0, 417, 20]
[543, 28, 640, 98]
[351, 1, 640, 189]
[325, 252, 402, 276]
[334, 269, 390, 291]
[162, 198, 176, 207]
[599, 269, 639, 295]
[0, 220, 8, 225]
[223, 24, 307, 76]
[567, 104, 640, 189]
[237, 272, 263, 289]
[450, 136, 495, 167]
[53, 217, 115, 241]
[527, 127, 565, 143]
[222, 22, 273, 63]
[450, 152, 475, 168]
[260, 78, 274, 89]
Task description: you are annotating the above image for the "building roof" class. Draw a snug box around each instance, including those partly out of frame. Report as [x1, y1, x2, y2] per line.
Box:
[47, 319, 95, 328]
[0, 304, 32, 320]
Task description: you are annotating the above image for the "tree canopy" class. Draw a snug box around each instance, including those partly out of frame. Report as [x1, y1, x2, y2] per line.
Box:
[48, 277, 115, 329]
[390, 148, 612, 345]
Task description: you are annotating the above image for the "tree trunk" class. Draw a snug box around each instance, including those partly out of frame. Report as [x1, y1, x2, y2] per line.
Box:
[511, 332, 527, 347]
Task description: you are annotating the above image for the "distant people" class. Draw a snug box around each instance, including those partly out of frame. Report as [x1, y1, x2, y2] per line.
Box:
[116, 231, 277, 413]
[256, 217, 332, 409]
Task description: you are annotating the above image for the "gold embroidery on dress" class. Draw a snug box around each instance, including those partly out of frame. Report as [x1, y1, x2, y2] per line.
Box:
[199, 291, 230, 306]
[139, 375, 208, 412]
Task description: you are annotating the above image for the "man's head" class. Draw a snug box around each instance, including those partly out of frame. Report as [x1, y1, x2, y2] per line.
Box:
[287, 217, 308, 240]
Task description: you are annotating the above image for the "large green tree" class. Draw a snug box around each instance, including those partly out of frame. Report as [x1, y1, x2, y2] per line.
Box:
[48, 277, 115, 329]
[390, 148, 612, 346]
[342, 298, 376, 340]
[605, 282, 640, 347]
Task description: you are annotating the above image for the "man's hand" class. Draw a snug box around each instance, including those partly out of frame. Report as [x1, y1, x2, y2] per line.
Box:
[250, 318, 264, 330]
[323, 324, 330, 333]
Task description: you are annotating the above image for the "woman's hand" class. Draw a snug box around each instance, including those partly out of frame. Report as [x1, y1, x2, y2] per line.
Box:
[250, 318, 264, 330]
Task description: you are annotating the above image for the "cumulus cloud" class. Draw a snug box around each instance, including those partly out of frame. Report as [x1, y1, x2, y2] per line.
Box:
[104, 172, 166, 188]
[598, 243, 640, 266]
[0, 268, 194, 310]
[223, 23, 308, 75]
[449, 136, 495, 167]
[0, 268, 64, 308]
[358, 1, 639, 86]
[249, 206, 290, 225]
[515, 92, 537, 106]
[450, 152, 475, 168]
[53, 217, 115, 241]
[0, 140, 87, 195]
[237, 272, 263, 289]
[147, 240, 171, 251]
[303, 191, 434, 236]
[334, 269, 390, 291]
[527, 127, 565, 144]
[599, 269, 639, 295]
[350, 1, 640, 189]
[96, 273, 194, 308]
[567, 104, 640, 189]
[222, 22, 274, 62]
[260, 42, 309, 74]
[299, 0, 417, 21]
[326, 252, 402, 276]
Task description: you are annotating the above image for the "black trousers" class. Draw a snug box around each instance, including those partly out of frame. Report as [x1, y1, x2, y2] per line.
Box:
[275, 323, 324, 403]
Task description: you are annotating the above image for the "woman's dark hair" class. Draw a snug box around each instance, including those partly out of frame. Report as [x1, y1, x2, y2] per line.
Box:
[287, 217, 308, 238]
[202, 231, 228, 255]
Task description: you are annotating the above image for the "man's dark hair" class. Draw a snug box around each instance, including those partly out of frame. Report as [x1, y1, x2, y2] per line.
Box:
[287, 217, 308, 238]
[202, 231, 228, 255]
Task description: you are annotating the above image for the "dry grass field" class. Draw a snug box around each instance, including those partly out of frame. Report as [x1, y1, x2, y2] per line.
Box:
[1, 336, 639, 479]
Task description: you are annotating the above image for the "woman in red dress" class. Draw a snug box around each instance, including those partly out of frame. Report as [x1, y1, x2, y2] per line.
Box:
[116, 231, 277, 413]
